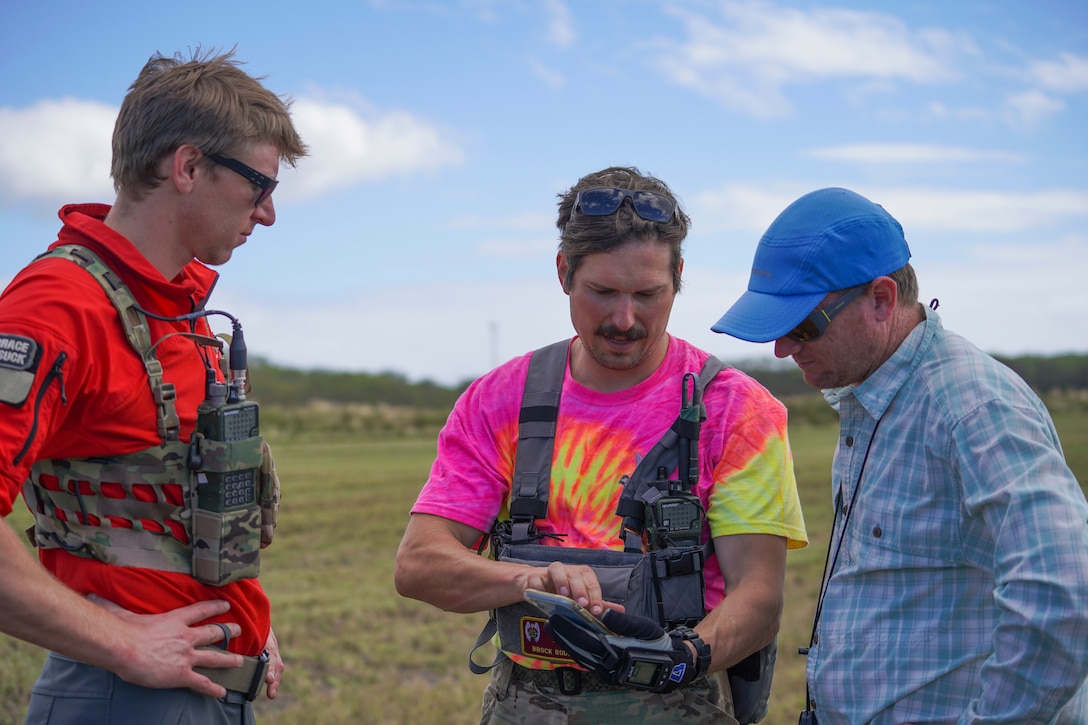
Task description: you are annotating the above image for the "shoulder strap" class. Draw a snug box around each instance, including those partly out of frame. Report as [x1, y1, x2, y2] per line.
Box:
[507, 340, 568, 545]
[614, 355, 726, 551]
[37, 245, 181, 442]
[509, 344, 727, 548]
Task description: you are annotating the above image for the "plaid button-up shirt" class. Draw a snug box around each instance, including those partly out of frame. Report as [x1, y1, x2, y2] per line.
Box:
[807, 308, 1088, 724]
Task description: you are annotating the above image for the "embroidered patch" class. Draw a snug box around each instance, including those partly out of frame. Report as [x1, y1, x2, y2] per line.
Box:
[0, 334, 36, 370]
[519, 616, 577, 664]
[0, 334, 41, 405]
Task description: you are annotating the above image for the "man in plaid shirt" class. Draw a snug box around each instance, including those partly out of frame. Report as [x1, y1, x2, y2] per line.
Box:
[712, 187, 1088, 724]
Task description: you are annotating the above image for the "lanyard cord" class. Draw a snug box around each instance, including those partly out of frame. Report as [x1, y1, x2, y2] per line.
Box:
[801, 411, 886, 712]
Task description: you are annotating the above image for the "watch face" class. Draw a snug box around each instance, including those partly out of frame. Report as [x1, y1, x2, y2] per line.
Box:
[627, 659, 663, 687]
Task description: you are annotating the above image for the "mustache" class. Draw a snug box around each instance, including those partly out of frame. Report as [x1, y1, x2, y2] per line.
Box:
[595, 324, 647, 341]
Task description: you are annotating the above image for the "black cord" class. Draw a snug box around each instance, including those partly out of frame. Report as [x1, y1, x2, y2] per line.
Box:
[130, 303, 246, 395]
[800, 412, 887, 716]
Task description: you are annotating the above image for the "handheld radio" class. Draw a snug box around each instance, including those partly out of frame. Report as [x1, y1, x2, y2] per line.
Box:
[189, 322, 265, 585]
[644, 372, 705, 551]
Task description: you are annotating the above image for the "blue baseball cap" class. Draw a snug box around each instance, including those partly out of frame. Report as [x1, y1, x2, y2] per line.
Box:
[711, 187, 911, 343]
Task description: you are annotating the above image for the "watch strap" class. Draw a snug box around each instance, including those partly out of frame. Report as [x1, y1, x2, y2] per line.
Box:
[670, 626, 711, 678]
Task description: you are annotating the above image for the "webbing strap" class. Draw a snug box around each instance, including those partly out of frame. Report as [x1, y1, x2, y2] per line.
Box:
[39, 245, 181, 443]
[508, 340, 726, 548]
[616, 355, 725, 550]
[507, 340, 567, 544]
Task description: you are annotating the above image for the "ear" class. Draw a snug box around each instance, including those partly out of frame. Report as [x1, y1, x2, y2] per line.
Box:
[869, 276, 898, 322]
[169, 144, 204, 195]
[557, 252, 571, 294]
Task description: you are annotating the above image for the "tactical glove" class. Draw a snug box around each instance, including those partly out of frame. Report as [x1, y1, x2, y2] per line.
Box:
[545, 608, 710, 693]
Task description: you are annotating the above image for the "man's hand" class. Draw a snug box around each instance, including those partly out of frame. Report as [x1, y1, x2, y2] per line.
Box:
[262, 627, 285, 699]
[546, 609, 708, 693]
[90, 596, 243, 698]
[525, 561, 622, 618]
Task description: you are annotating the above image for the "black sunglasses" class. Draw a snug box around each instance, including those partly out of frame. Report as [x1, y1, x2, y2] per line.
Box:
[786, 284, 868, 343]
[574, 187, 676, 222]
[207, 154, 278, 206]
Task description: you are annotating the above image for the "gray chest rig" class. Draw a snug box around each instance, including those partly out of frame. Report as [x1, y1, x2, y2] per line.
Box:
[471, 341, 719, 659]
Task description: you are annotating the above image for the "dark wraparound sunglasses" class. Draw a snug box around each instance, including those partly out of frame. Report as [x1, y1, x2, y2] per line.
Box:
[786, 284, 868, 343]
[574, 187, 676, 222]
[208, 154, 278, 206]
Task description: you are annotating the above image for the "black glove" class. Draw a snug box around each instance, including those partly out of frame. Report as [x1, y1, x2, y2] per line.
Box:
[546, 609, 710, 693]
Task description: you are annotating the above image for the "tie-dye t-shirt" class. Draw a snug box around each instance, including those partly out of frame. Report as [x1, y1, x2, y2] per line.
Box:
[412, 334, 807, 614]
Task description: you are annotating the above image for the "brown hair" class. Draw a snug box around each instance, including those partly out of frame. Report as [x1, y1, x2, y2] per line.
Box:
[555, 166, 690, 292]
[888, 263, 919, 306]
[111, 47, 308, 199]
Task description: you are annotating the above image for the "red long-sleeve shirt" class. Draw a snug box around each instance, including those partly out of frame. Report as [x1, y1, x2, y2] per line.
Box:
[0, 203, 269, 656]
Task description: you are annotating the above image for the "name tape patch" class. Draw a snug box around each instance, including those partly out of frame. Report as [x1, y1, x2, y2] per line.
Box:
[519, 616, 577, 665]
[0, 333, 41, 406]
[0, 334, 38, 371]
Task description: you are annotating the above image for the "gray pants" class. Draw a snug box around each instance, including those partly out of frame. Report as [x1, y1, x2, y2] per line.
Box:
[25, 652, 255, 725]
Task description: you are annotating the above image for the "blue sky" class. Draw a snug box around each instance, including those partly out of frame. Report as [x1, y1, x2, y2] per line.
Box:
[1, 0, 1085, 385]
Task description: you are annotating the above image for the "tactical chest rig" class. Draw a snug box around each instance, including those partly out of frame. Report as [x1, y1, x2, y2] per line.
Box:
[472, 341, 776, 723]
[22, 245, 278, 586]
[471, 341, 721, 661]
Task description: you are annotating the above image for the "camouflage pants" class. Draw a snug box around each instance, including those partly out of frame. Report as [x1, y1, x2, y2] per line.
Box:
[479, 658, 739, 725]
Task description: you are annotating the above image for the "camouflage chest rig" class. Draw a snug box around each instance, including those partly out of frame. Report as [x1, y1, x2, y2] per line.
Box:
[21, 244, 279, 586]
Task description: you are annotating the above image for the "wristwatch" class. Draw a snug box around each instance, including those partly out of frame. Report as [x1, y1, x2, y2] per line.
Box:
[670, 626, 712, 678]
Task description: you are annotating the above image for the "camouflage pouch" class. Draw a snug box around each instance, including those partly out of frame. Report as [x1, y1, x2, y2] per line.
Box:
[259, 439, 280, 548]
[190, 433, 264, 585]
[25, 442, 193, 572]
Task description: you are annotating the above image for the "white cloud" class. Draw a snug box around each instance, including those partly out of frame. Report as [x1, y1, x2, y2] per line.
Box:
[448, 212, 554, 230]
[690, 183, 800, 232]
[473, 235, 557, 259]
[802, 143, 1028, 164]
[214, 227, 1088, 385]
[0, 95, 465, 210]
[1026, 52, 1088, 93]
[544, 0, 575, 49]
[925, 100, 992, 124]
[286, 98, 465, 198]
[529, 58, 566, 90]
[1001, 89, 1066, 131]
[656, 1, 962, 117]
[920, 235, 1088, 358]
[0, 99, 117, 212]
[213, 275, 573, 385]
[884, 187, 1088, 232]
[691, 183, 1088, 236]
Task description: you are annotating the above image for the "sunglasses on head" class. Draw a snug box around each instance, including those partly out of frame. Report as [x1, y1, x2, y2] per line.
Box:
[786, 284, 868, 343]
[208, 153, 278, 207]
[574, 187, 676, 223]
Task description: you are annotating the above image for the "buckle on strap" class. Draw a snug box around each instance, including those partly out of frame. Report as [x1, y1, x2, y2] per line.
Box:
[195, 649, 269, 701]
[555, 667, 582, 696]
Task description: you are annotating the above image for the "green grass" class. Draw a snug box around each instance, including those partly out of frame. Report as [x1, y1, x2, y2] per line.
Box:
[1, 408, 1085, 724]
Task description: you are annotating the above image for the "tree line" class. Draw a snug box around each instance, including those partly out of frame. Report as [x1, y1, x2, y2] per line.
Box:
[247, 352, 1088, 410]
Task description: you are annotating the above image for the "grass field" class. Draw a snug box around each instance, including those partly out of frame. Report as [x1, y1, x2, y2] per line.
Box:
[1, 406, 1085, 724]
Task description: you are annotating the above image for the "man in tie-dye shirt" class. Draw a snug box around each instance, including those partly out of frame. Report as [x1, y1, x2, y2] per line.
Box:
[395, 166, 807, 725]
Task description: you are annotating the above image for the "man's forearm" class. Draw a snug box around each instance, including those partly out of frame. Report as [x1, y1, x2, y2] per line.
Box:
[699, 533, 787, 672]
[0, 517, 127, 657]
[394, 513, 531, 613]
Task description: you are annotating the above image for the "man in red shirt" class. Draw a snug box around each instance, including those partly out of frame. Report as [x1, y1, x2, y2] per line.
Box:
[0, 48, 306, 723]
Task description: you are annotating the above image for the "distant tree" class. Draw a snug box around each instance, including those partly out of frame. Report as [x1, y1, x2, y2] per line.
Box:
[243, 353, 1087, 409]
